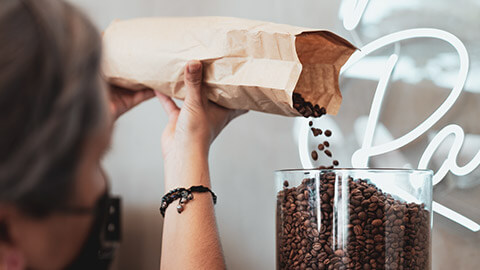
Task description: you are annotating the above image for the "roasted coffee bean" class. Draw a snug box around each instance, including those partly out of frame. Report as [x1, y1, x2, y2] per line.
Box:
[293, 93, 327, 118]
[318, 144, 325, 151]
[372, 219, 383, 227]
[283, 180, 289, 187]
[334, 249, 345, 257]
[324, 150, 332, 157]
[324, 130, 332, 137]
[312, 151, 318, 161]
[305, 105, 313, 117]
[353, 225, 363, 235]
[323, 141, 330, 147]
[333, 160, 339, 166]
[309, 121, 313, 126]
[311, 128, 322, 137]
[277, 173, 430, 270]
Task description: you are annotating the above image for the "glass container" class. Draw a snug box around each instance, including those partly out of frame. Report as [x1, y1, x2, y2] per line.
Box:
[275, 169, 433, 270]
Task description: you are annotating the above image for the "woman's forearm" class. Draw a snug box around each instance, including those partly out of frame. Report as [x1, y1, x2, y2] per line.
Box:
[160, 150, 225, 270]
[156, 61, 241, 270]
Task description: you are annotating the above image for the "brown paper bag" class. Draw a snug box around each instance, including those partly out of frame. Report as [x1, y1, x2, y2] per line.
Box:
[102, 17, 356, 116]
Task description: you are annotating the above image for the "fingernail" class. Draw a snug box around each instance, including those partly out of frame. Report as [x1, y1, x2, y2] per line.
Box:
[187, 61, 201, 73]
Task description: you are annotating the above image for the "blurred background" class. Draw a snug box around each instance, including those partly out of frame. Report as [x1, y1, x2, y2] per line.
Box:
[68, 0, 480, 269]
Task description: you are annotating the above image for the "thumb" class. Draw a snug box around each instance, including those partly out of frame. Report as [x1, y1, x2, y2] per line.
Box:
[184, 60, 205, 109]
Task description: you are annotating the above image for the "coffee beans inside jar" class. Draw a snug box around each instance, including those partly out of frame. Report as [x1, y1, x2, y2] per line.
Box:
[277, 173, 430, 270]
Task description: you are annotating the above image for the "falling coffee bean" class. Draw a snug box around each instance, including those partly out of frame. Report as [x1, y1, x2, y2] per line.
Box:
[324, 129, 332, 137]
[309, 121, 313, 126]
[283, 180, 289, 187]
[309, 123, 335, 169]
[311, 128, 322, 136]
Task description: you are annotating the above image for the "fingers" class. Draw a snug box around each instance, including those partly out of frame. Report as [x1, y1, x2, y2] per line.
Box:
[184, 60, 206, 109]
[131, 89, 155, 107]
[155, 91, 180, 118]
[109, 85, 155, 119]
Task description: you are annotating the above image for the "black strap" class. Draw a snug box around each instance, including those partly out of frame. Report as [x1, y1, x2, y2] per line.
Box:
[160, 185, 217, 217]
[189, 185, 217, 204]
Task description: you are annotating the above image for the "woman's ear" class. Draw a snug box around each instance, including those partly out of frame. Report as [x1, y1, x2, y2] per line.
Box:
[0, 208, 26, 270]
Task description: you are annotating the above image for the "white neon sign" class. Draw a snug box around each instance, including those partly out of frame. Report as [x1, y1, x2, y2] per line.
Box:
[346, 29, 469, 168]
[298, 0, 480, 232]
[340, 0, 370, 31]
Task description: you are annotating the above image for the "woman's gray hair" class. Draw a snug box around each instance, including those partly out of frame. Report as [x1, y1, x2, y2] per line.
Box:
[0, 0, 106, 216]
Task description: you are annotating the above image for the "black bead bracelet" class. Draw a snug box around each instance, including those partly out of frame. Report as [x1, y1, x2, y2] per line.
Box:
[160, 185, 217, 217]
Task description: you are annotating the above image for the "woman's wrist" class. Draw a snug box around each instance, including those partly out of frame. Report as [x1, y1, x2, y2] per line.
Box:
[164, 168, 211, 191]
[163, 144, 211, 191]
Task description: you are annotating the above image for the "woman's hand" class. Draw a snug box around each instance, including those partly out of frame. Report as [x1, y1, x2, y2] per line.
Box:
[157, 60, 246, 189]
[109, 85, 155, 119]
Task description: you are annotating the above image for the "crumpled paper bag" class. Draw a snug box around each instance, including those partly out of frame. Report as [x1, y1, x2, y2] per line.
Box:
[103, 17, 356, 116]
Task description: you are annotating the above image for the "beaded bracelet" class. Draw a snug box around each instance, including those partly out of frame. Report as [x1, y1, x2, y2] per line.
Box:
[160, 185, 217, 217]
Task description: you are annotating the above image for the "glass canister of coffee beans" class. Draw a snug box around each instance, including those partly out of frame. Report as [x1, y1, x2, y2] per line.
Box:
[275, 169, 433, 270]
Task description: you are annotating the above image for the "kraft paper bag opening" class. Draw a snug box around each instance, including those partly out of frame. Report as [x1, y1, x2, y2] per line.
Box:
[102, 17, 356, 117]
